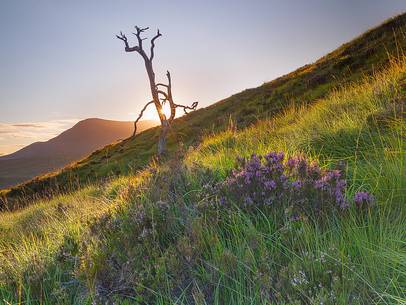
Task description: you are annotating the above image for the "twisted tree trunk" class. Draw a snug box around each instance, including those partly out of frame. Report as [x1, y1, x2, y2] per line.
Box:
[116, 26, 197, 157]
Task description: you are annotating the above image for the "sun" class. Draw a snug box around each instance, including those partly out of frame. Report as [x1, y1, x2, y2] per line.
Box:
[138, 102, 173, 121]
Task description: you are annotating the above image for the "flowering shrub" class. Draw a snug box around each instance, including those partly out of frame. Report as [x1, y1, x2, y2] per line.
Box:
[221, 152, 373, 218]
[353, 191, 374, 209]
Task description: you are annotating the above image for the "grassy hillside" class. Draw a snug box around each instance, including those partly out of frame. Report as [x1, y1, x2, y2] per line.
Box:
[0, 13, 405, 305]
[2, 13, 406, 208]
[0, 51, 404, 305]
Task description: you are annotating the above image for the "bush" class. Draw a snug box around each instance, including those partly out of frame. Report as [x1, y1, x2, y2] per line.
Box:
[220, 152, 373, 219]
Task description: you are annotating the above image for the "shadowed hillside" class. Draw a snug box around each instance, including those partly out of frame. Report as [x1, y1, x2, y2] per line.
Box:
[2, 13, 406, 207]
[0, 118, 157, 189]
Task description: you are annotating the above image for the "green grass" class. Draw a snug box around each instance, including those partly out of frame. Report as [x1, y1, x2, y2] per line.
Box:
[1, 14, 406, 305]
[0, 51, 404, 304]
[2, 12, 406, 206]
[0, 171, 154, 304]
[186, 57, 406, 205]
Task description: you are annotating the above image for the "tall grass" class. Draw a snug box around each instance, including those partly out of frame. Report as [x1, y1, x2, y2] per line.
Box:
[186, 57, 405, 203]
[180, 58, 405, 304]
[0, 58, 405, 304]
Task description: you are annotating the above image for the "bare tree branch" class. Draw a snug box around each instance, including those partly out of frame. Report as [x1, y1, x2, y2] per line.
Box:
[156, 83, 169, 88]
[155, 71, 198, 119]
[133, 26, 149, 49]
[157, 90, 169, 100]
[116, 32, 129, 48]
[133, 100, 154, 136]
[164, 71, 176, 121]
[116, 31, 142, 53]
[175, 101, 199, 114]
[150, 29, 162, 61]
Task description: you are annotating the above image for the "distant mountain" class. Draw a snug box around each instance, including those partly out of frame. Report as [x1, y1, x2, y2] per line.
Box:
[0, 118, 158, 189]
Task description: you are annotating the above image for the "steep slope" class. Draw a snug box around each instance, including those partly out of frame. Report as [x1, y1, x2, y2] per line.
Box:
[0, 119, 157, 189]
[2, 13, 406, 205]
[0, 49, 404, 304]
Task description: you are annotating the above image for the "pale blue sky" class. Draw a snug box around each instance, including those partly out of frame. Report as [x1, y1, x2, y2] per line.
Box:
[0, 0, 405, 154]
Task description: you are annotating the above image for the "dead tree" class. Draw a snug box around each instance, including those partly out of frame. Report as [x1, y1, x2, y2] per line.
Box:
[116, 26, 197, 157]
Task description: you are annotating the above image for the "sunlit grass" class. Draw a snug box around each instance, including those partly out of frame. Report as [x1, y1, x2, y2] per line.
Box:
[0, 49, 405, 305]
[186, 58, 405, 204]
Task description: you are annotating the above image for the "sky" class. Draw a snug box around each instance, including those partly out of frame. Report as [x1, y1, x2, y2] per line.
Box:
[0, 0, 405, 155]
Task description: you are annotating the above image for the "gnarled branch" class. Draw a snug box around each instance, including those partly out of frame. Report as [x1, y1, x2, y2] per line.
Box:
[116, 32, 129, 49]
[133, 100, 154, 136]
[166, 71, 176, 121]
[157, 90, 169, 100]
[155, 71, 198, 119]
[156, 83, 169, 88]
[133, 26, 149, 49]
[175, 101, 199, 114]
[117, 26, 152, 56]
[150, 29, 162, 61]
[116, 31, 141, 53]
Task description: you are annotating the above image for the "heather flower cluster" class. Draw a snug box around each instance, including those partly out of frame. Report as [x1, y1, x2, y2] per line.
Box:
[354, 191, 374, 209]
[221, 152, 373, 217]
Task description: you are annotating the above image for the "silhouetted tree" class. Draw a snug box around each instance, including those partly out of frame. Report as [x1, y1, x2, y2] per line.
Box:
[116, 26, 198, 157]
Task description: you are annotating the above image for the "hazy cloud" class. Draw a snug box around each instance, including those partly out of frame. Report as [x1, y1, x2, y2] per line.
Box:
[12, 123, 44, 128]
[0, 119, 79, 155]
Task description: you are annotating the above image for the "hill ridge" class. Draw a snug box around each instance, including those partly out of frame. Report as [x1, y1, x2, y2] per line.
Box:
[0, 118, 158, 189]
